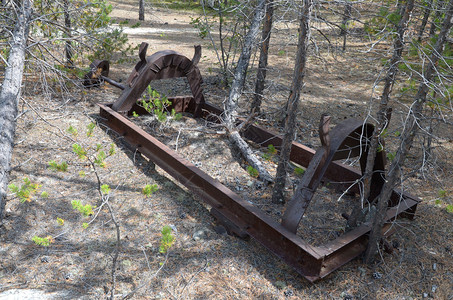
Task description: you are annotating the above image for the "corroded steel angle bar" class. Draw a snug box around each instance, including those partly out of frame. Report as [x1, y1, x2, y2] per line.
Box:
[316, 196, 418, 278]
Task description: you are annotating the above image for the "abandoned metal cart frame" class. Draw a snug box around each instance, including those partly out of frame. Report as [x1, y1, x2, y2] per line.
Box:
[86, 43, 420, 282]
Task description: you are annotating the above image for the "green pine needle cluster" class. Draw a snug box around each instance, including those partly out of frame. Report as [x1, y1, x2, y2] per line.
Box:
[159, 225, 175, 254]
[142, 184, 159, 196]
[8, 177, 41, 203]
[48, 160, 68, 172]
[71, 200, 94, 217]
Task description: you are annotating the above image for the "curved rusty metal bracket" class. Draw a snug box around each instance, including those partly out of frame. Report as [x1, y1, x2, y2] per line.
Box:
[111, 43, 205, 117]
[282, 116, 386, 233]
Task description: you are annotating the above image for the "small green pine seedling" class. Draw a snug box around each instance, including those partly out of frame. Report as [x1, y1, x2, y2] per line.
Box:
[72, 143, 87, 159]
[247, 166, 259, 178]
[294, 167, 305, 176]
[32, 235, 54, 246]
[101, 184, 111, 195]
[67, 125, 78, 136]
[79, 171, 86, 178]
[438, 189, 447, 198]
[48, 160, 68, 172]
[41, 191, 49, 198]
[71, 200, 94, 217]
[8, 177, 41, 203]
[57, 217, 65, 226]
[263, 144, 277, 161]
[94, 150, 107, 168]
[159, 225, 175, 254]
[86, 122, 96, 137]
[109, 143, 116, 156]
[142, 184, 158, 196]
[139, 87, 177, 123]
[82, 222, 89, 229]
[267, 144, 277, 155]
[446, 204, 453, 213]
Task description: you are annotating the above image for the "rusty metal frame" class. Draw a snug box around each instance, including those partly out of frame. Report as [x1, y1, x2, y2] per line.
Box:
[99, 102, 419, 282]
[94, 46, 420, 282]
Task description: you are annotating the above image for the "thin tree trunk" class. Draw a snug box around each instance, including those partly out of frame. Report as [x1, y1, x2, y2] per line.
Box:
[347, 0, 415, 229]
[364, 0, 453, 264]
[0, 0, 32, 221]
[272, 0, 312, 203]
[341, 0, 352, 51]
[224, 0, 273, 183]
[139, 0, 145, 21]
[250, 0, 274, 114]
[429, 0, 445, 37]
[63, 0, 73, 67]
[417, 0, 433, 41]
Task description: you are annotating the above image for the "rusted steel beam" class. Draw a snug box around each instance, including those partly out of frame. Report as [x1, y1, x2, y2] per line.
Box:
[98, 102, 420, 282]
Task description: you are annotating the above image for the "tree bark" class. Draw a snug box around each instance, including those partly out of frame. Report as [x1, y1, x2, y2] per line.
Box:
[272, 0, 312, 203]
[429, 0, 445, 37]
[347, 0, 415, 229]
[341, 0, 352, 51]
[364, 0, 453, 264]
[224, 0, 272, 183]
[0, 0, 32, 221]
[63, 0, 73, 67]
[417, 0, 433, 41]
[250, 0, 274, 114]
[139, 0, 145, 21]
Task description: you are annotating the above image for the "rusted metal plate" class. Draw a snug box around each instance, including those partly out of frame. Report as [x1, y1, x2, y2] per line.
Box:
[98, 102, 420, 282]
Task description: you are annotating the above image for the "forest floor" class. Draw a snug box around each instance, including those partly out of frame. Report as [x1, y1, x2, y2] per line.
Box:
[1, 0, 453, 299]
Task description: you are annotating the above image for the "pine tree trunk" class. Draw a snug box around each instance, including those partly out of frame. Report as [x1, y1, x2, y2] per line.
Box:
[224, 0, 272, 183]
[429, 0, 445, 37]
[417, 0, 433, 41]
[347, 0, 415, 229]
[272, 0, 312, 203]
[364, 0, 453, 264]
[139, 0, 145, 21]
[63, 0, 73, 67]
[341, 0, 352, 51]
[0, 0, 32, 221]
[250, 0, 274, 114]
